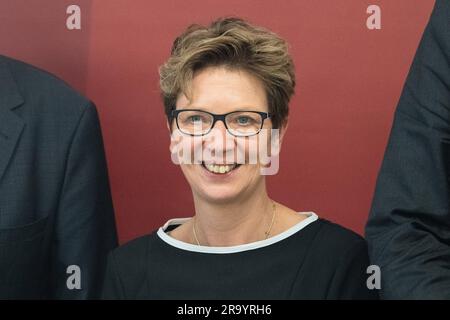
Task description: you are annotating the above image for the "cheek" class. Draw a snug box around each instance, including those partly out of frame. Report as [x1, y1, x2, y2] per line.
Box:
[170, 132, 204, 165]
[180, 164, 200, 183]
[236, 135, 273, 165]
[239, 164, 266, 191]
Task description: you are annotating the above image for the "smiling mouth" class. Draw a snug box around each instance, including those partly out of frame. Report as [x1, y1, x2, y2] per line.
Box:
[201, 162, 242, 174]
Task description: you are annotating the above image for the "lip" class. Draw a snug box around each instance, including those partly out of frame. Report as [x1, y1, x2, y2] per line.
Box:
[199, 162, 242, 179]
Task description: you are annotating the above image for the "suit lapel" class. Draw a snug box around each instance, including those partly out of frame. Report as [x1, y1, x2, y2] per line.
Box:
[0, 56, 25, 183]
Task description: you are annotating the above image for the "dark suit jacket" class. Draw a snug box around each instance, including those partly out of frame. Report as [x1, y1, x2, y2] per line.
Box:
[0, 55, 117, 299]
[365, 0, 450, 299]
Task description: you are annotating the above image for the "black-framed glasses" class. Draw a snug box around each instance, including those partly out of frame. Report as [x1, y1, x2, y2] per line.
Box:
[171, 109, 271, 137]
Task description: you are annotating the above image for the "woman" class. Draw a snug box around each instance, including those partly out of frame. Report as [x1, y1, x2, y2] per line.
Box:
[102, 17, 378, 299]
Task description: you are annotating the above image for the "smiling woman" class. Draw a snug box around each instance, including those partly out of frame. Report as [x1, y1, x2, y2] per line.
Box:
[102, 17, 378, 300]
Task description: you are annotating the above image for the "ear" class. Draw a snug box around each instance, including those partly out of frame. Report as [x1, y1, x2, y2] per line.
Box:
[278, 121, 288, 148]
[167, 118, 176, 153]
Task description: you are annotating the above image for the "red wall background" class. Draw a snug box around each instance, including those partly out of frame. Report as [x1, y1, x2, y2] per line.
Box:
[0, 0, 436, 244]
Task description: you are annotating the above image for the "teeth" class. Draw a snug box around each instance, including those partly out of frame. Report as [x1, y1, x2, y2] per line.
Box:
[204, 163, 237, 174]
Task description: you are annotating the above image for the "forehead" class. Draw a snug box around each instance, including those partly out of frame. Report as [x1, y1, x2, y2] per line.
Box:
[176, 66, 268, 113]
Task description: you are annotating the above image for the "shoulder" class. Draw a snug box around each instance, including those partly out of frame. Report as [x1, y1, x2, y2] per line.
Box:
[103, 233, 157, 299]
[1, 55, 91, 116]
[110, 233, 154, 268]
[302, 219, 369, 275]
[310, 219, 368, 258]
[315, 219, 365, 242]
[107, 232, 161, 279]
[299, 219, 377, 299]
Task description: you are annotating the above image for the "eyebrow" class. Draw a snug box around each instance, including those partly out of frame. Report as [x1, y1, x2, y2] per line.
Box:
[176, 106, 266, 112]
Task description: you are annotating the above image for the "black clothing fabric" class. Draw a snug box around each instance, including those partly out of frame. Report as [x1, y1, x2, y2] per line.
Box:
[103, 218, 378, 299]
[0, 55, 118, 299]
[365, 0, 450, 299]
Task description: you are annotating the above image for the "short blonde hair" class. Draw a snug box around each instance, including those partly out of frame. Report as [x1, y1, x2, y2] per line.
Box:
[159, 17, 296, 128]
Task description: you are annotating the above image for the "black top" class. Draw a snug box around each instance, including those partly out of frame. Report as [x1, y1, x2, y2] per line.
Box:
[102, 215, 378, 299]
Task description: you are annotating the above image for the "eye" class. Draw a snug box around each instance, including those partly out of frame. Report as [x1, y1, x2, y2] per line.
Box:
[188, 115, 203, 123]
[236, 116, 252, 125]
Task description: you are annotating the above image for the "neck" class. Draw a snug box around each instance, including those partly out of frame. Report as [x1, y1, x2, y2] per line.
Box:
[192, 183, 274, 246]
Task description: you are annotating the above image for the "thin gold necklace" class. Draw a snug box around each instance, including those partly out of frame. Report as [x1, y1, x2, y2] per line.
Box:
[192, 200, 277, 246]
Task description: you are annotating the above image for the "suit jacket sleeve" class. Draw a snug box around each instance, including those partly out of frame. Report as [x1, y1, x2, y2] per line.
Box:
[52, 102, 118, 299]
[365, 0, 450, 299]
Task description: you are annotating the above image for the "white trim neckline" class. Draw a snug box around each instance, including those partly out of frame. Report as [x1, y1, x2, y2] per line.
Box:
[157, 212, 319, 254]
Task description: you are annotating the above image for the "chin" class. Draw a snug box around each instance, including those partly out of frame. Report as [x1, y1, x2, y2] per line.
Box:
[195, 185, 243, 203]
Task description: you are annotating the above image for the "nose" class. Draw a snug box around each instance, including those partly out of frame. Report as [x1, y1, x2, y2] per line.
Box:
[211, 119, 228, 134]
[203, 119, 235, 163]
